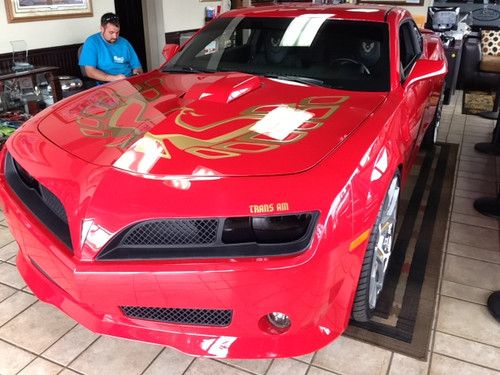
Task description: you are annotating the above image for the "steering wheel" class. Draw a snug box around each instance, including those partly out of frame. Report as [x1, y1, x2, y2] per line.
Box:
[330, 58, 371, 75]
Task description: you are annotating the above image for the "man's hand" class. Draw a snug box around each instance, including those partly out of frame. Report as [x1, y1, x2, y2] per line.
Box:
[83, 66, 125, 82]
[108, 74, 126, 81]
[132, 67, 143, 76]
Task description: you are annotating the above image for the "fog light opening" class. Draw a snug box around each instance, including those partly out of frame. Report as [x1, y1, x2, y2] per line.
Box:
[259, 312, 291, 334]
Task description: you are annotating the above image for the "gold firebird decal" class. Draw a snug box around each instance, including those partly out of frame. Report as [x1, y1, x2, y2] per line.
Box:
[75, 78, 349, 159]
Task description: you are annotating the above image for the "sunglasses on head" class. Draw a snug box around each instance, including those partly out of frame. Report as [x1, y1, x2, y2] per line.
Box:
[102, 15, 119, 24]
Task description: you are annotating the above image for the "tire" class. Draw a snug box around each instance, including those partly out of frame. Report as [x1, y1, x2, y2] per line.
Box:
[422, 87, 445, 150]
[351, 172, 400, 322]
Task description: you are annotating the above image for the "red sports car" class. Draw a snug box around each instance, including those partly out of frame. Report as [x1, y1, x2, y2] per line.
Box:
[0, 4, 446, 358]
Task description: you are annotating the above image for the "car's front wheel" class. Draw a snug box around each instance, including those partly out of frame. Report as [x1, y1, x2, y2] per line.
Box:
[352, 172, 400, 322]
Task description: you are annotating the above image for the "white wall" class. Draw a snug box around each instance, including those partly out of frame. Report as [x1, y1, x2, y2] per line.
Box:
[0, 0, 115, 54]
[404, 0, 433, 17]
[163, 0, 222, 33]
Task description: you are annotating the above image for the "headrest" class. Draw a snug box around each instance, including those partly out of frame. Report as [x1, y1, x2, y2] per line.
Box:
[264, 29, 287, 64]
[358, 39, 381, 66]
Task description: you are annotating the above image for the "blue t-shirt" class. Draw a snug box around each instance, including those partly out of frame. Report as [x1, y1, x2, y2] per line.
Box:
[79, 33, 141, 77]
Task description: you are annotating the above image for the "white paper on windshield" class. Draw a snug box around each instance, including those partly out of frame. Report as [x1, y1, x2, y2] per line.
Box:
[250, 106, 314, 141]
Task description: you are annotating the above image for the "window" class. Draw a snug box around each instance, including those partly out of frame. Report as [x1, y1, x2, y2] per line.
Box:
[165, 17, 390, 92]
[399, 21, 422, 82]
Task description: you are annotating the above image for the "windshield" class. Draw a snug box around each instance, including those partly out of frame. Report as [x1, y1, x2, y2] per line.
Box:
[164, 16, 390, 92]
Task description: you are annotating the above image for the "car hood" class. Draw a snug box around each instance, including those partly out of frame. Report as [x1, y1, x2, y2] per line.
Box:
[38, 70, 387, 177]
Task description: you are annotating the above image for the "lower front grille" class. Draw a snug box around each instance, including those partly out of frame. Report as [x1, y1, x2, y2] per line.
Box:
[122, 219, 218, 246]
[120, 306, 233, 327]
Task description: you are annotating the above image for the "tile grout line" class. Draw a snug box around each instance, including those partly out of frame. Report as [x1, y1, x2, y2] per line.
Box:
[64, 334, 102, 374]
[138, 347, 166, 375]
[180, 356, 197, 375]
[439, 293, 489, 307]
[304, 361, 312, 375]
[0, 287, 16, 304]
[385, 352, 394, 375]
[11, 321, 78, 374]
[0, 337, 80, 375]
[38, 321, 79, 362]
[441, 278, 496, 295]
[307, 364, 342, 375]
[210, 358, 262, 375]
[434, 328, 500, 350]
[0, 297, 38, 329]
[432, 351, 500, 373]
[427, 96, 462, 375]
[0, 280, 29, 295]
[444, 245, 500, 266]
[449, 216, 500, 232]
[0, 281, 33, 296]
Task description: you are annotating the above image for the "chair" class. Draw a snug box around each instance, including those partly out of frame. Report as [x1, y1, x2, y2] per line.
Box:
[459, 31, 500, 101]
[77, 45, 98, 89]
[460, 35, 500, 91]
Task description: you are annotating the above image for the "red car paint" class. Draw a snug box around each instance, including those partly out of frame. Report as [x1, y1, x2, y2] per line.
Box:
[0, 4, 446, 358]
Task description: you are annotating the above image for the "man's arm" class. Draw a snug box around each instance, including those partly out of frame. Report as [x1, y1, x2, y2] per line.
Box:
[79, 36, 126, 82]
[83, 66, 126, 81]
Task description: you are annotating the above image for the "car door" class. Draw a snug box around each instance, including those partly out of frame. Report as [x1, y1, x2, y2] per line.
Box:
[398, 20, 433, 165]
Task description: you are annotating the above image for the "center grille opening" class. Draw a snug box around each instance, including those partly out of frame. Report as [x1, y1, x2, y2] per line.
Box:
[98, 213, 318, 261]
[120, 306, 233, 327]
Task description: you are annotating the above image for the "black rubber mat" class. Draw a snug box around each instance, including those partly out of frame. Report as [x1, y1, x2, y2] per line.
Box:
[346, 142, 459, 361]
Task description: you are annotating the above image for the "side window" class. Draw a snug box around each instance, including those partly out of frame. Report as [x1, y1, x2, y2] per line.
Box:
[399, 22, 420, 82]
[412, 23, 423, 55]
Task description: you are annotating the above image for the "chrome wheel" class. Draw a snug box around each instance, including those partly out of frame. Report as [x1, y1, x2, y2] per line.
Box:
[352, 172, 401, 322]
[368, 175, 400, 309]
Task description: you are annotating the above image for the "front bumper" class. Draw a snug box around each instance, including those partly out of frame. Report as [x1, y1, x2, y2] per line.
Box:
[0, 172, 358, 358]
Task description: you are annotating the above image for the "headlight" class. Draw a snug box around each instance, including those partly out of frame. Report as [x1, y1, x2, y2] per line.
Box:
[222, 213, 313, 244]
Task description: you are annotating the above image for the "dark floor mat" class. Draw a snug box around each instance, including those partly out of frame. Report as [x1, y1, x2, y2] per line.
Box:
[345, 142, 458, 361]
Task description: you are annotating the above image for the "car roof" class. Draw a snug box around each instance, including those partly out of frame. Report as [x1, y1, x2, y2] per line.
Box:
[222, 3, 405, 23]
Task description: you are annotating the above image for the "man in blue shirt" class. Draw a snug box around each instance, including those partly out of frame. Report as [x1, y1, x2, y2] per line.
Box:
[79, 13, 143, 83]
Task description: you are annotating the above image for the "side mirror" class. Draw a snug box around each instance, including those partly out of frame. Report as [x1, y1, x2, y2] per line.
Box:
[404, 59, 447, 87]
[162, 44, 180, 63]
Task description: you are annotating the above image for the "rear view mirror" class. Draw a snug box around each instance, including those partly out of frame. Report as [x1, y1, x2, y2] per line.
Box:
[162, 44, 180, 63]
[405, 59, 447, 87]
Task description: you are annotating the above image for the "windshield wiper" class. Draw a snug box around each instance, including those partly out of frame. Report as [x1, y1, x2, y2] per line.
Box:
[163, 66, 215, 74]
[263, 74, 328, 87]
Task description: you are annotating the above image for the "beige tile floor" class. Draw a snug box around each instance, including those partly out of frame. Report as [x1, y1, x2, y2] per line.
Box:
[0, 91, 499, 374]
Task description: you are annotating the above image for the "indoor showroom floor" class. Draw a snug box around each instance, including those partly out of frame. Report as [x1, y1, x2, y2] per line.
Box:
[0, 91, 499, 375]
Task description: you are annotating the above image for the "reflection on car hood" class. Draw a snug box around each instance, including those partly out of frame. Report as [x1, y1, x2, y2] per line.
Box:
[37, 70, 387, 177]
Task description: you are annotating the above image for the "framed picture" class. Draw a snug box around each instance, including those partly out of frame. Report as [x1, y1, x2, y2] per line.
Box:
[4, 0, 93, 23]
[357, 0, 423, 5]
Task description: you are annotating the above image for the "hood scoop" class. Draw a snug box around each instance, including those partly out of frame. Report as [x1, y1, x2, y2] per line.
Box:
[184, 73, 261, 104]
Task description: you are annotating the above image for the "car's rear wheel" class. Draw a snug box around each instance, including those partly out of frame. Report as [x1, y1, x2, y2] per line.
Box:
[352, 172, 400, 322]
[422, 87, 445, 150]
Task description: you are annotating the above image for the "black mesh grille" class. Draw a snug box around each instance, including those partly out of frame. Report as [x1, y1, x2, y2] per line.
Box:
[98, 213, 318, 261]
[120, 306, 232, 327]
[40, 185, 68, 224]
[122, 219, 218, 245]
